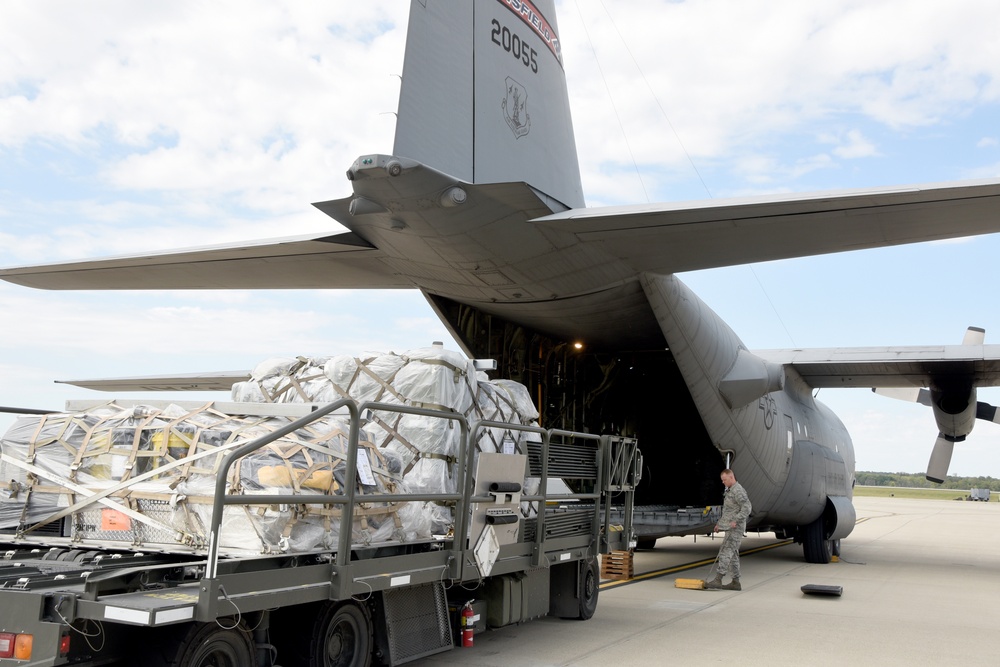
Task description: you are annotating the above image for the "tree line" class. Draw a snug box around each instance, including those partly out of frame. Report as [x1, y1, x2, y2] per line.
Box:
[856, 471, 1000, 491]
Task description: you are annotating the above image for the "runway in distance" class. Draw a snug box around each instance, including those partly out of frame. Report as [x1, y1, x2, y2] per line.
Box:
[4, 0, 1000, 563]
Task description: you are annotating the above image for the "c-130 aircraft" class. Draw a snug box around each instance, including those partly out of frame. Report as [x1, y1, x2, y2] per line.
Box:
[4, 0, 1000, 563]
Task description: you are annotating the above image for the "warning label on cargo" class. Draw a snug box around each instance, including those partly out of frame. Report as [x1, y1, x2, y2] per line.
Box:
[101, 509, 132, 531]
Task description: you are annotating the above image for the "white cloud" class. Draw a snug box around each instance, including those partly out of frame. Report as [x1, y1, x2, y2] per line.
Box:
[829, 129, 879, 159]
[561, 0, 1000, 200]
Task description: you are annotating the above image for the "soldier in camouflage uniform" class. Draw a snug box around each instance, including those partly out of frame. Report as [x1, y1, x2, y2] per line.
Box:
[705, 468, 752, 591]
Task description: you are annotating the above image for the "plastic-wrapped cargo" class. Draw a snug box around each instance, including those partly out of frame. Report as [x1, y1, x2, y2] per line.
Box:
[230, 357, 335, 404]
[0, 402, 427, 555]
[230, 353, 410, 405]
[231, 347, 540, 498]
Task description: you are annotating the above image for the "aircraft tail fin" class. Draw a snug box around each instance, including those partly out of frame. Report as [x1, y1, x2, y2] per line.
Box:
[393, 0, 584, 209]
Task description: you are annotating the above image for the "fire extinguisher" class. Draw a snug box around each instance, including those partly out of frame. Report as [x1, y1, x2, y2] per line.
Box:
[461, 600, 475, 648]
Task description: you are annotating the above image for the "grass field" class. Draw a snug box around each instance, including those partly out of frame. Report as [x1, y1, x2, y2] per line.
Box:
[854, 486, 994, 501]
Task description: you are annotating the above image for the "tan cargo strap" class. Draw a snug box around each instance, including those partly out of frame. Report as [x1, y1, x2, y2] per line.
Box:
[34, 412, 97, 473]
[372, 414, 458, 479]
[353, 356, 406, 404]
[369, 414, 412, 458]
[1, 453, 199, 544]
[184, 413, 273, 482]
[120, 409, 162, 483]
[411, 356, 468, 382]
[468, 383, 521, 453]
[12, 435, 250, 534]
[250, 357, 310, 403]
[272, 371, 325, 403]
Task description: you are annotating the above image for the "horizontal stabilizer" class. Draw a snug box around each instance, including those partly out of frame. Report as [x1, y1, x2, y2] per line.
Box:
[534, 178, 1000, 274]
[0, 230, 408, 291]
[0, 405, 58, 415]
[56, 372, 250, 392]
[718, 349, 784, 408]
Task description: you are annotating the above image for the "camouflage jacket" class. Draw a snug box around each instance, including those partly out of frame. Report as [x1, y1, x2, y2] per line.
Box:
[719, 482, 752, 532]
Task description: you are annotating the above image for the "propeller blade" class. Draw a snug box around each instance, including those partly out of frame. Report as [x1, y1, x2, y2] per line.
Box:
[926, 435, 955, 483]
[873, 387, 932, 406]
[976, 401, 1000, 424]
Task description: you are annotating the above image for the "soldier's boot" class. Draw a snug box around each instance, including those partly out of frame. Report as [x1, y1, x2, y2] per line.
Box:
[704, 574, 724, 589]
[722, 577, 741, 591]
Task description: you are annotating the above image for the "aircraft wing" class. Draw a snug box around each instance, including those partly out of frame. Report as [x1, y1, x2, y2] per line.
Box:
[59, 344, 1000, 394]
[5, 176, 1000, 293]
[534, 178, 1000, 273]
[55, 371, 250, 392]
[0, 228, 410, 290]
[58, 343, 1000, 392]
[756, 344, 1000, 389]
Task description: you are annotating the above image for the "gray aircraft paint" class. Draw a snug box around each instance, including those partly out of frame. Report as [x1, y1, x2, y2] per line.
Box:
[394, 0, 584, 209]
[642, 272, 855, 530]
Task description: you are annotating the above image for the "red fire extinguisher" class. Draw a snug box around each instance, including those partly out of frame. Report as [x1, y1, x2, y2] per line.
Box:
[461, 600, 475, 648]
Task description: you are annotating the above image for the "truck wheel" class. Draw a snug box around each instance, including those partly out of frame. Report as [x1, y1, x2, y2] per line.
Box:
[153, 621, 256, 667]
[577, 557, 599, 620]
[308, 601, 372, 667]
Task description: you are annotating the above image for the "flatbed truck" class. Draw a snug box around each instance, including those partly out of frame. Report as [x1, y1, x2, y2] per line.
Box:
[0, 398, 638, 666]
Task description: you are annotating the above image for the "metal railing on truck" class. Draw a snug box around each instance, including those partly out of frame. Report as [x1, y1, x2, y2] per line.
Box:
[1, 398, 626, 590]
[195, 399, 618, 614]
[471, 421, 609, 567]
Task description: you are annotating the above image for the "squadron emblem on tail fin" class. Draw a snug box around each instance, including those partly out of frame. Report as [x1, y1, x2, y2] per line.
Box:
[503, 76, 531, 138]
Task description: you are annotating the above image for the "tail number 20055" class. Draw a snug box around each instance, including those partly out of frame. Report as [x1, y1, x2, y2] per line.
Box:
[491, 19, 538, 73]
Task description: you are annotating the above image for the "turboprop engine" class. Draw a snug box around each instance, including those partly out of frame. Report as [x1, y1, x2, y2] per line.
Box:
[876, 327, 1000, 483]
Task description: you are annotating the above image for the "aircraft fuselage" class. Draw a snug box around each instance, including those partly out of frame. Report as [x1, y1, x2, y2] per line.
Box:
[319, 157, 858, 563]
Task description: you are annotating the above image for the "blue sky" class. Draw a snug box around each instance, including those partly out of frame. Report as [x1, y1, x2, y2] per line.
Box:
[2, 0, 1000, 477]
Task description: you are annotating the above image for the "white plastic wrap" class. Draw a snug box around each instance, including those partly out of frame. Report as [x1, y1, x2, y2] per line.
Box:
[494, 379, 541, 422]
[0, 402, 429, 555]
[228, 346, 543, 528]
[231, 357, 335, 404]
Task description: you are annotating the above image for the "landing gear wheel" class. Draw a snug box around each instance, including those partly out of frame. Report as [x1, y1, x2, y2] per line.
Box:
[577, 557, 599, 620]
[153, 621, 256, 667]
[636, 537, 657, 550]
[802, 516, 832, 564]
[831, 538, 841, 558]
[308, 602, 372, 667]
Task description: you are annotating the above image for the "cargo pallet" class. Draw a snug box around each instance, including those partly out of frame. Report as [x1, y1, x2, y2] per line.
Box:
[600, 550, 634, 581]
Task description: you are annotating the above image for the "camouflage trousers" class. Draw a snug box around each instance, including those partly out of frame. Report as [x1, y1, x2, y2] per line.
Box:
[716, 529, 744, 578]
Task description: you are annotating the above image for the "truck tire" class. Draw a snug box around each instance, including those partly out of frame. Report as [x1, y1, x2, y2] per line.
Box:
[577, 557, 599, 620]
[152, 620, 257, 667]
[307, 601, 372, 667]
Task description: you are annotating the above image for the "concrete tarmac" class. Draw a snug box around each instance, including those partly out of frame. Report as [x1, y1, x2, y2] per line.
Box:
[412, 496, 1000, 666]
